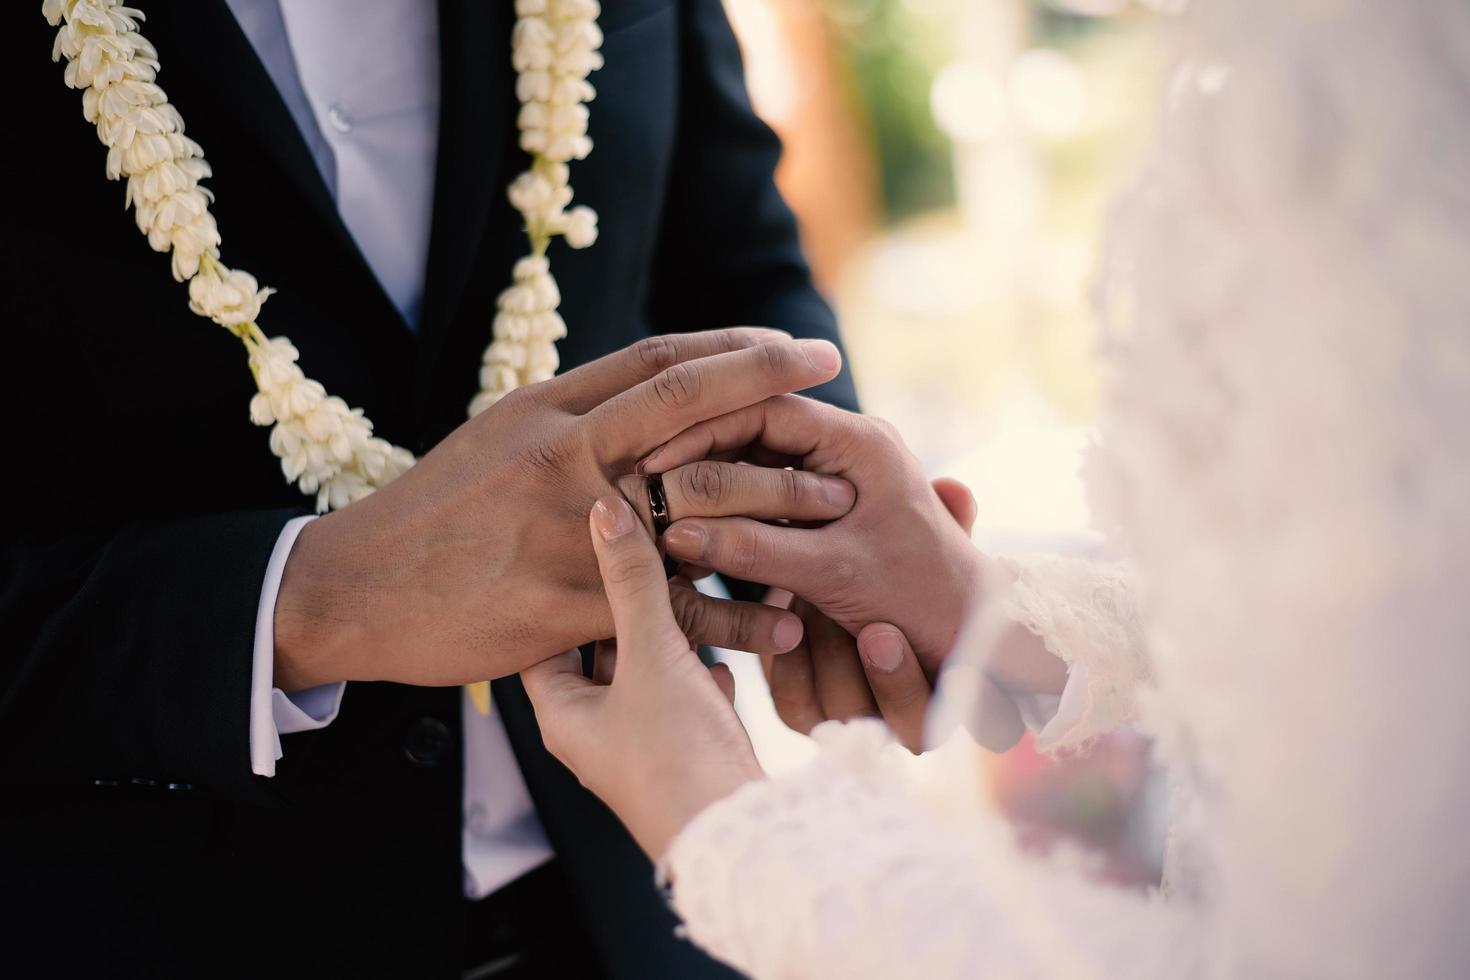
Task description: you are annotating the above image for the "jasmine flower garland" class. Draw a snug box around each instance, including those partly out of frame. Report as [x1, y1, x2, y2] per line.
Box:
[41, 0, 603, 511]
[471, 0, 604, 416]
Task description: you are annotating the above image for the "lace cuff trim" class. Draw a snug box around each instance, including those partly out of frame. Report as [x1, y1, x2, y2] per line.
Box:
[995, 555, 1150, 754]
[661, 720, 999, 979]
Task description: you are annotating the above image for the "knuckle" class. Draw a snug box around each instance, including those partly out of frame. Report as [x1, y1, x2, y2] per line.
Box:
[760, 340, 794, 378]
[496, 384, 532, 411]
[779, 467, 807, 507]
[727, 525, 764, 579]
[834, 413, 880, 451]
[671, 589, 708, 640]
[725, 604, 759, 650]
[869, 415, 901, 440]
[491, 384, 544, 425]
[771, 693, 817, 734]
[604, 553, 659, 591]
[632, 335, 678, 375]
[514, 435, 572, 474]
[878, 685, 928, 717]
[679, 461, 728, 508]
[650, 362, 702, 412]
[716, 329, 745, 355]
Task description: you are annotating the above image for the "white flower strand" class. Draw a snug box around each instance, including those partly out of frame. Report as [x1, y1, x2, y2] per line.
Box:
[242, 318, 415, 513]
[469, 0, 603, 417]
[44, 0, 419, 512]
[47, 0, 606, 714]
[46, 0, 604, 520]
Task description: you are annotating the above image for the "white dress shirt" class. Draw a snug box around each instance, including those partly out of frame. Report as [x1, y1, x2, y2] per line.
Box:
[227, 0, 553, 900]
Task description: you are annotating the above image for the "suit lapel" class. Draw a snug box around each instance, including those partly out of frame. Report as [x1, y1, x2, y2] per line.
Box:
[148, 0, 411, 337]
[415, 0, 516, 413]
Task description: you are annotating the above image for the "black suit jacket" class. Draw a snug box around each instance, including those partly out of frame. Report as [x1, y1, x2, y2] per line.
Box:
[0, 1, 856, 977]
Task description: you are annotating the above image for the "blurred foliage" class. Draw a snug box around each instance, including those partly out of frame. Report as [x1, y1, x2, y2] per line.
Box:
[817, 0, 1152, 225]
[818, 0, 957, 221]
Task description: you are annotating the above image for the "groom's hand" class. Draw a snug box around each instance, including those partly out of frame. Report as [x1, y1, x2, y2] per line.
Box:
[271, 330, 852, 692]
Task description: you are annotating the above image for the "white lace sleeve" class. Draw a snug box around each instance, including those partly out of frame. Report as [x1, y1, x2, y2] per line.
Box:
[662, 721, 1194, 980]
[991, 556, 1150, 754]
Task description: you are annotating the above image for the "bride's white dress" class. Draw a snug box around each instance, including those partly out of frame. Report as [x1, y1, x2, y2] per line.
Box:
[660, 1, 1470, 977]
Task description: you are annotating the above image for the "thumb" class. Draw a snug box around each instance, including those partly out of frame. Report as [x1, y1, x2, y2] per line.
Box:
[590, 496, 685, 660]
[856, 624, 932, 753]
[932, 477, 978, 535]
[522, 649, 596, 754]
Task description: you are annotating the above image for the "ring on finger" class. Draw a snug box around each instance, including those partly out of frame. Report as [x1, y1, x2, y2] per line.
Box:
[646, 472, 672, 539]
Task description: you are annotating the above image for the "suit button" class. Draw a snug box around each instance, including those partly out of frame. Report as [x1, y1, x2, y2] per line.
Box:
[404, 717, 453, 768]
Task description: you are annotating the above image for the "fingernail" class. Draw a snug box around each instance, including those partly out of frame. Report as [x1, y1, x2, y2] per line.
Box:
[863, 633, 905, 673]
[800, 340, 840, 373]
[663, 524, 706, 559]
[772, 616, 803, 651]
[592, 497, 636, 541]
[637, 447, 668, 475]
[822, 477, 856, 511]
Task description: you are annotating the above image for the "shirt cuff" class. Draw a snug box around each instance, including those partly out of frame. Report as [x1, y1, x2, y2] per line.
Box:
[249, 515, 343, 777]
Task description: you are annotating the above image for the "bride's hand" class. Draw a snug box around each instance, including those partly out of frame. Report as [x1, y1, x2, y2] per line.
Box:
[521, 496, 765, 860]
[771, 611, 1054, 755]
[759, 478, 998, 753]
[643, 396, 985, 677]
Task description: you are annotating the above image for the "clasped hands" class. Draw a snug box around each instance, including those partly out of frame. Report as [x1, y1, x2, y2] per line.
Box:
[272, 327, 1063, 859]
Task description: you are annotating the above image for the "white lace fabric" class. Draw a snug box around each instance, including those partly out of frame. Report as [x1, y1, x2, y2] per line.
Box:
[992, 556, 1149, 754]
[662, 722, 1192, 980]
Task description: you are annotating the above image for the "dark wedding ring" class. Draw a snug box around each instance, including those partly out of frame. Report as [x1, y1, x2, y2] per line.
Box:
[646, 473, 672, 539]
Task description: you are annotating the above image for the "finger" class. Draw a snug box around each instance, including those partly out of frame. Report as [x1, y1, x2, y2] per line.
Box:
[767, 642, 826, 736]
[758, 588, 794, 687]
[668, 582, 804, 654]
[661, 517, 827, 599]
[546, 328, 791, 414]
[857, 624, 933, 753]
[639, 393, 861, 475]
[521, 649, 593, 713]
[592, 638, 617, 686]
[588, 340, 842, 463]
[663, 462, 855, 523]
[589, 496, 685, 652]
[709, 662, 737, 705]
[764, 587, 795, 610]
[615, 464, 855, 532]
[802, 602, 879, 723]
[675, 562, 716, 582]
[931, 477, 978, 535]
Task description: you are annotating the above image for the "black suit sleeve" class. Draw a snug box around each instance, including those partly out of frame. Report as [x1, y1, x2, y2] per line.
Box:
[649, 0, 860, 414]
[0, 510, 304, 807]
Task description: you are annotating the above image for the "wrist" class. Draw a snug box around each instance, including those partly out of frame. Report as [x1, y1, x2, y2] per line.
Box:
[273, 514, 370, 692]
[648, 759, 765, 861]
[932, 539, 987, 656]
